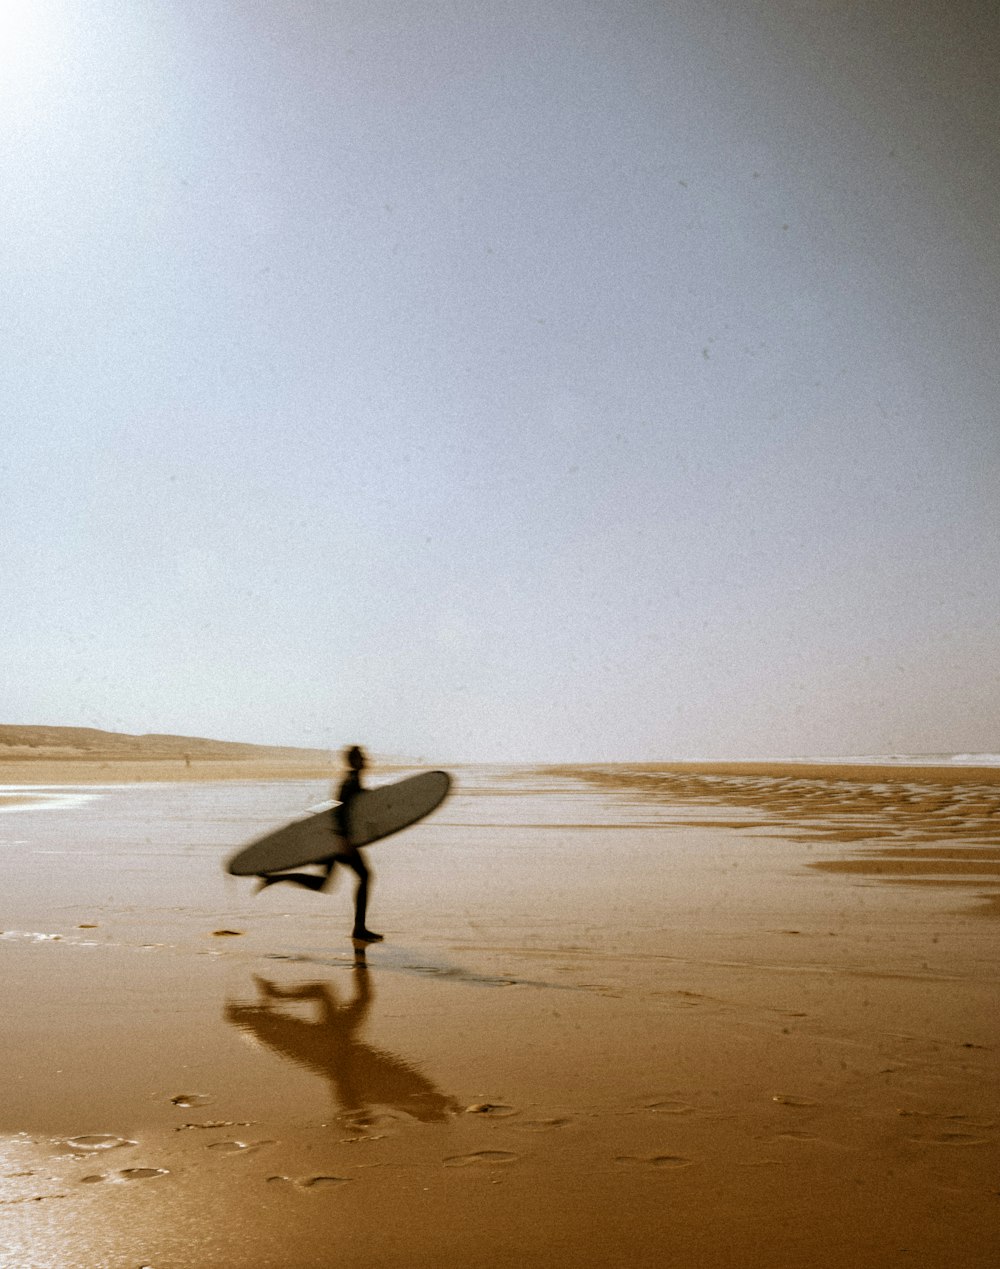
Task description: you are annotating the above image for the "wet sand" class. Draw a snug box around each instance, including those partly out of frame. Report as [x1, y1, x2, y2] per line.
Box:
[1, 764, 998, 1267]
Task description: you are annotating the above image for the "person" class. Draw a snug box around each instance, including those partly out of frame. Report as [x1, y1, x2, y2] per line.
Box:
[256, 745, 383, 942]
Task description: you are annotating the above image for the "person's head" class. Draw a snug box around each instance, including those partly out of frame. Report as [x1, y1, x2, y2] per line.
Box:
[344, 744, 366, 772]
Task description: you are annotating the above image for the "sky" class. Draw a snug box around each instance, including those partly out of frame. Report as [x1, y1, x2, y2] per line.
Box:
[3, 0, 998, 762]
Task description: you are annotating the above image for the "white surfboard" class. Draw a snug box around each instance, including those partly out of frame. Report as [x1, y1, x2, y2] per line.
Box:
[225, 771, 451, 876]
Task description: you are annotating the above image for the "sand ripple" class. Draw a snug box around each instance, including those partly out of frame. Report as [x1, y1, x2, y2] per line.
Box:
[552, 765, 1000, 910]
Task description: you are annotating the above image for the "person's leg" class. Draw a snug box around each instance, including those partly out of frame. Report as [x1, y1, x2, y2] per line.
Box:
[253, 873, 323, 893]
[255, 869, 327, 892]
[256, 855, 340, 893]
[316, 857, 339, 891]
[340, 851, 382, 941]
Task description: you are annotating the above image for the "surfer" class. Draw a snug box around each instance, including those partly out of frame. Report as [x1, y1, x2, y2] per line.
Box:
[256, 745, 383, 943]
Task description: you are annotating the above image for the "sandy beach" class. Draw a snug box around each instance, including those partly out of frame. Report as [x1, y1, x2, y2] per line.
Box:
[2, 761, 998, 1267]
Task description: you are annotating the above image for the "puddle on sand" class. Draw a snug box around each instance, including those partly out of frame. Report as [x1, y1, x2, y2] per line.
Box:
[62, 1135, 136, 1153]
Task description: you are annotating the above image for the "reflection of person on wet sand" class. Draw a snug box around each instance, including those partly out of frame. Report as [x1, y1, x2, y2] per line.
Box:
[225, 967, 459, 1124]
[256, 745, 382, 942]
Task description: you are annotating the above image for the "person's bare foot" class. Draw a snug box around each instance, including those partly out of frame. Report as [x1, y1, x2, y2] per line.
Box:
[352, 928, 384, 943]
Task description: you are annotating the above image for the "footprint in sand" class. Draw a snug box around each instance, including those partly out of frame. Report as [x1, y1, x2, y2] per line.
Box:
[341, 1111, 401, 1131]
[645, 1100, 697, 1116]
[910, 1132, 991, 1147]
[513, 1118, 571, 1131]
[0, 1193, 67, 1205]
[771, 1095, 818, 1108]
[267, 1174, 352, 1189]
[171, 1093, 211, 1108]
[614, 1154, 694, 1170]
[443, 1151, 519, 1167]
[464, 1103, 517, 1118]
[176, 1120, 252, 1132]
[119, 1168, 169, 1180]
[897, 1110, 972, 1120]
[206, 1140, 272, 1154]
[63, 1135, 137, 1153]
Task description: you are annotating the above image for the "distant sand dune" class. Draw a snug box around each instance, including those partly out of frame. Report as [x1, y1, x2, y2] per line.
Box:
[0, 722, 333, 763]
[0, 725, 412, 783]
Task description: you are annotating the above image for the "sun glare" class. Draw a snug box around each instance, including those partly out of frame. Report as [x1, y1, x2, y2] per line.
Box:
[0, 0, 66, 87]
[0, 0, 39, 48]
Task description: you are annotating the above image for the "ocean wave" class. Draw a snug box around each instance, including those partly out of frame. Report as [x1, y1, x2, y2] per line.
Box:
[0, 788, 103, 813]
[815, 753, 1000, 767]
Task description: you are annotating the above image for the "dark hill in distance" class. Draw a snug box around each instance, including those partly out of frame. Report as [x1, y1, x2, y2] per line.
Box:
[0, 725, 334, 763]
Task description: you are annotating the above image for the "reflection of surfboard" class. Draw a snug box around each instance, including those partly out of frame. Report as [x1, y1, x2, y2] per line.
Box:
[225, 771, 451, 877]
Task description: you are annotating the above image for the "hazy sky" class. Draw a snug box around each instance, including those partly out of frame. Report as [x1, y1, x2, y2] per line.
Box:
[3, 0, 998, 761]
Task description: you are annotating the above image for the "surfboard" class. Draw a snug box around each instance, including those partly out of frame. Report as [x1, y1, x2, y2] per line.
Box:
[225, 770, 451, 876]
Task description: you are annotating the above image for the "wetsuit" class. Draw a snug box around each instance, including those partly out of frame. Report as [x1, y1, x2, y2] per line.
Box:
[329, 770, 371, 932]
